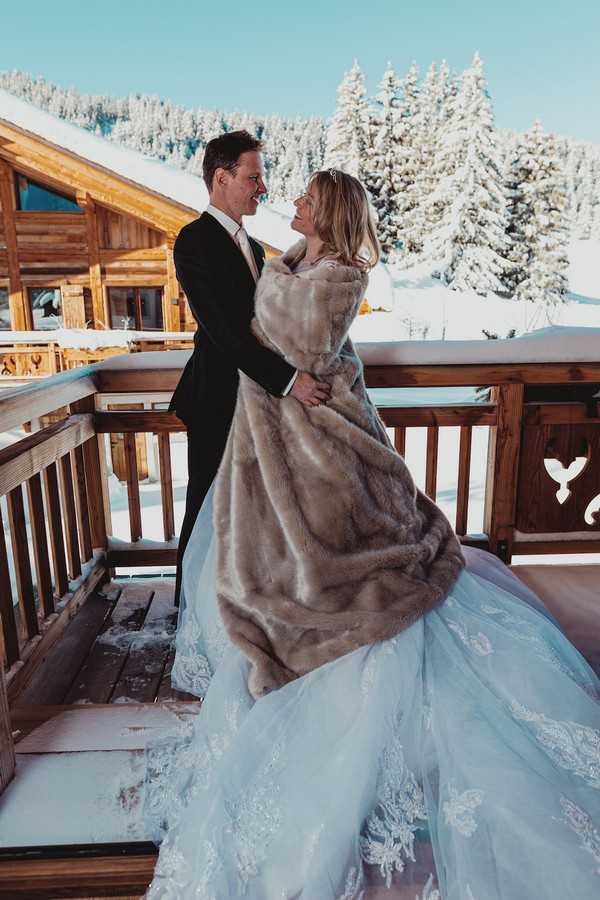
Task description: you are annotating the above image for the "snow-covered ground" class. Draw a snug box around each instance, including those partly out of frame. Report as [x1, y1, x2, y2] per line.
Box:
[351, 240, 600, 344]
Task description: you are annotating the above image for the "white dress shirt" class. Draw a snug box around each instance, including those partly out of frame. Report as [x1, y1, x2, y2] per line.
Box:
[205, 204, 297, 396]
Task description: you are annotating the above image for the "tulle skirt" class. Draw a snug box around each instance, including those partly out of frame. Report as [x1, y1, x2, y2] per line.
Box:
[142, 484, 600, 899]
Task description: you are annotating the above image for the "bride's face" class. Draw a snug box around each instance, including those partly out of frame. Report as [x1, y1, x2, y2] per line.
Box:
[291, 186, 319, 237]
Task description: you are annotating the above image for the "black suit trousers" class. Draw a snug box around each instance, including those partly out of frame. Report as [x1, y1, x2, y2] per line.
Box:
[173, 414, 232, 606]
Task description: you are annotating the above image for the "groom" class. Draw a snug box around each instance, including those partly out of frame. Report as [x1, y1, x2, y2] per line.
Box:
[170, 130, 330, 604]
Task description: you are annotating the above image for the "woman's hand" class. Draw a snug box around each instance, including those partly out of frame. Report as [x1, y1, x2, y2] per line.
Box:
[290, 371, 331, 407]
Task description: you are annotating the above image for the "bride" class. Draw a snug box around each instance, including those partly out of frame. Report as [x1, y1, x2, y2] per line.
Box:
[142, 170, 600, 899]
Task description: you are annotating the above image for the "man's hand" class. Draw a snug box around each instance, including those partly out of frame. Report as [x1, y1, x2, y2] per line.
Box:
[290, 371, 331, 407]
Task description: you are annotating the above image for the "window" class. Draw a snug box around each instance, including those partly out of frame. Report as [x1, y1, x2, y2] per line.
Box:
[0, 289, 9, 330]
[16, 174, 82, 213]
[30, 288, 63, 329]
[107, 287, 163, 331]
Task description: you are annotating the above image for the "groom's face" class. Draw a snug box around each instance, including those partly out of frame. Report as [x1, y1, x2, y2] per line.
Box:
[217, 151, 267, 221]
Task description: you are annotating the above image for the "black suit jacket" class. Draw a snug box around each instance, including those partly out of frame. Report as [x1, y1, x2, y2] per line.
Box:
[169, 212, 295, 436]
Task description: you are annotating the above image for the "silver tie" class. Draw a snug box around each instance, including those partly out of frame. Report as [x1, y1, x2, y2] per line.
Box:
[235, 226, 259, 283]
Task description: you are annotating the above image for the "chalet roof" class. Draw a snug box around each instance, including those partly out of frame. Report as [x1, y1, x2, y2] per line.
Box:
[0, 88, 295, 250]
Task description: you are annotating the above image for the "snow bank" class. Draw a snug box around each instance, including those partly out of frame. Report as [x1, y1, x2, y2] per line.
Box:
[567, 239, 600, 300]
[357, 325, 600, 365]
[93, 326, 600, 372]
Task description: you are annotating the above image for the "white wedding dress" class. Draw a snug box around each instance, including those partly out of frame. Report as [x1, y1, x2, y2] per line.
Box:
[141, 481, 600, 899]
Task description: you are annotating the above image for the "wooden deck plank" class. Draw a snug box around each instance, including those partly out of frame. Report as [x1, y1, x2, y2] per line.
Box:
[0, 852, 155, 899]
[156, 643, 198, 703]
[11, 701, 199, 751]
[110, 580, 177, 704]
[63, 583, 153, 705]
[12, 587, 120, 708]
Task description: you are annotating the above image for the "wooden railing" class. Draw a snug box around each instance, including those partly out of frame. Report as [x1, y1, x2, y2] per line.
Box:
[1, 351, 600, 707]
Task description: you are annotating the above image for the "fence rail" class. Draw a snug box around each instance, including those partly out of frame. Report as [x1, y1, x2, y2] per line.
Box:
[1, 353, 599, 702]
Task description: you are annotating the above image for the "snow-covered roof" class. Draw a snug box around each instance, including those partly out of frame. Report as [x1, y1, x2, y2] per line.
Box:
[0, 88, 297, 251]
[93, 326, 600, 371]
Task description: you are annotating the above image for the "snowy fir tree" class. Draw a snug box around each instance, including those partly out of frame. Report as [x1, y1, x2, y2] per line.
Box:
[0, 63, 597, 309]
[363, 64, 403, 260]
[393, 63, 424, 256]
[506, 120, 570, 306]
[324, 60, 369, 178]
[423, 53, 511, 295]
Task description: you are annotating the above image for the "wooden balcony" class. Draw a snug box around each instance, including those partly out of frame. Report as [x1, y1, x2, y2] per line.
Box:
[1, 344, 599, 897]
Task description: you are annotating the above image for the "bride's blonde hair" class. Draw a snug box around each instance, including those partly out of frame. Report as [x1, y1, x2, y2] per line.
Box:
[305, 169, 380, 270]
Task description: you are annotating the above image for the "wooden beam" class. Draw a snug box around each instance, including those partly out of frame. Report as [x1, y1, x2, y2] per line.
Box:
[43, 462, 69, 599]
[0, 414, 95, 496]
[379, 405, 496, 428]
[58, 452, 82, 580]
[0, 662, 15, 798]
[6, 560, 107, 702]
[95, 410, 186, 433]
[523, 401, 600, 425]
[107, 546, 177, 567]
[95, 367, 183, 393]
[0, 366, 96, 433]
[0, 848, 157, 898]
[25, 473, 55, 617]
[70, 396, 111, 549]
[0, 159, 29, 330]
[364, 363, 600, 388]
[455, 426, 472, 536]
[77, 193, 107, 329]
[123, 433, 142, 542]
[425, 426, 439, 500]
[6, 485, 38, 641]
[164, 238, 181, 331]
[393, 426, 406, 457]
[512, 539, 600, 554]
[0, 521, 19, 668]
[95, 361, 600, 396]
[483, 383, 525, 561]
[99, 247, 167, 263]
[158, 433, 175, 541]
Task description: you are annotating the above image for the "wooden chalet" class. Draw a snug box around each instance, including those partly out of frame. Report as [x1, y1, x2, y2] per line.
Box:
[0, 337, 599, 897]
[0, 90, 292, 379]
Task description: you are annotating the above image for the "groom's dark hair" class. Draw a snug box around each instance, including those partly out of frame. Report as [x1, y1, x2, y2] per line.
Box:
[203, 130, 263, 191]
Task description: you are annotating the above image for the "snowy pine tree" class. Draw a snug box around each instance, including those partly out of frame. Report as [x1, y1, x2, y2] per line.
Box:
[363, 64, 403, 260]
[404, 61, 461, 261]
[324, 60, 369, 178]
[394, 63, 424, 256]
[506, 120, 570, 306]
[424, 53, 511, 295]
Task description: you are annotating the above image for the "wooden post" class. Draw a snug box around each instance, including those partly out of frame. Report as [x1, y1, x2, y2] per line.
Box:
[78, 193, 107, 329]
[483, 383, 525, 562]
[71, 395, 111, 552]
[0, 656, 15, 797]
[0, 159, 30, 330]
[164, 237, 181, 332]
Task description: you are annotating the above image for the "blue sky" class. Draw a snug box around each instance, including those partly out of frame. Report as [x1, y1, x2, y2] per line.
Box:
[2, 0, 599, 143]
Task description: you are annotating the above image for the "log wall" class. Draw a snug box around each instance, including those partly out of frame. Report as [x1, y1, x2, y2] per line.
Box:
[0, 148, 192, 335]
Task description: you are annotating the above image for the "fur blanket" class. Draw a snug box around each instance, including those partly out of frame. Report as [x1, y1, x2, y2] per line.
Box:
[214, 241, 465, 697]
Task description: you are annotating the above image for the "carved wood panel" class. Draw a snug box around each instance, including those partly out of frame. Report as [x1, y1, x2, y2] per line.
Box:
[516, 419, 600, 533]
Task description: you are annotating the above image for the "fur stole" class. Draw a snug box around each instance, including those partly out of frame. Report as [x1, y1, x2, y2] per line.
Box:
[214, 240, 465, 697]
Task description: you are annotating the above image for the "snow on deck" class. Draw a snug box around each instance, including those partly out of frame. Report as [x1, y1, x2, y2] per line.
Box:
[2, 704, 199, 847]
